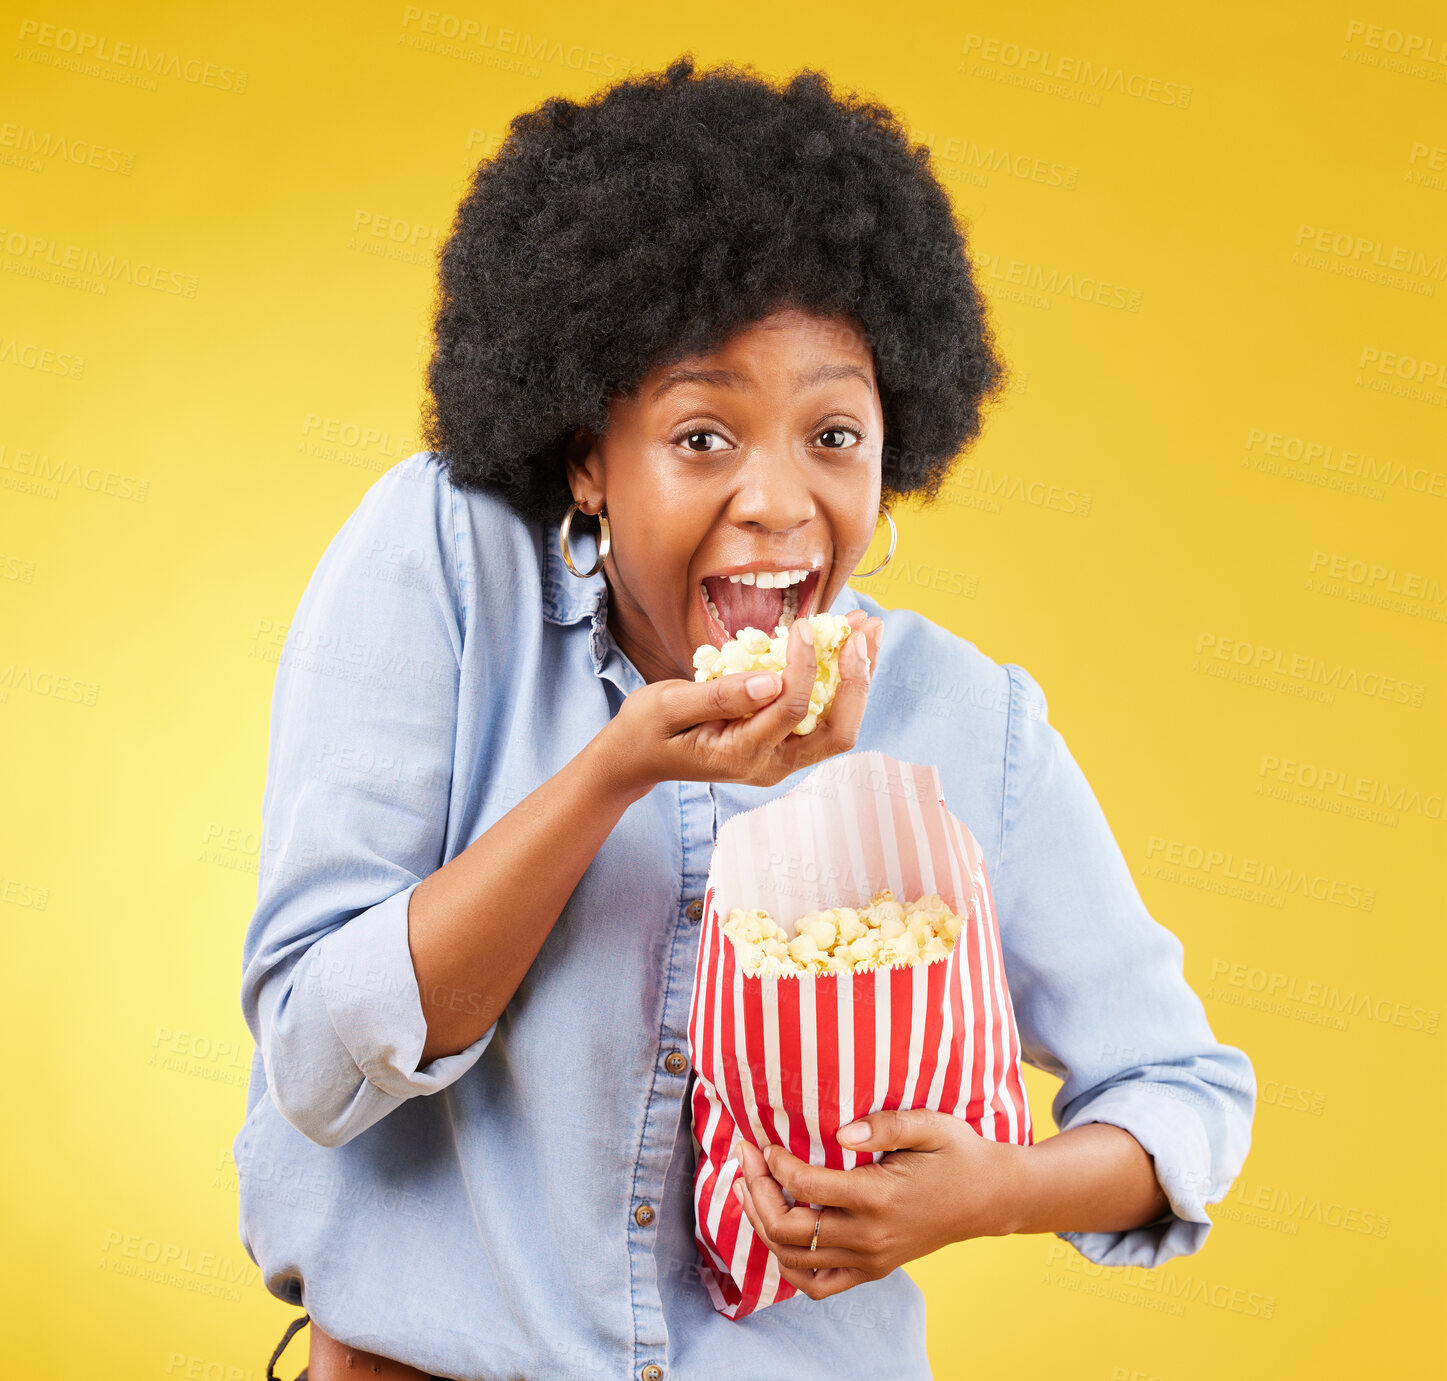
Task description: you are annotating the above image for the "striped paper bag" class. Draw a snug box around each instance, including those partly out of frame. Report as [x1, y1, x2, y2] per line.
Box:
[686, 749, 1032, 1319]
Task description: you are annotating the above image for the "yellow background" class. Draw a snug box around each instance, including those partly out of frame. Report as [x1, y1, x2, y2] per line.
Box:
[3, 1, 1442, 1376]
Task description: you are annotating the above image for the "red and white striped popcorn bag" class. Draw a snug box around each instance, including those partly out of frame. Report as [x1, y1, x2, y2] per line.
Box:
[687, 749, 1033, 1319]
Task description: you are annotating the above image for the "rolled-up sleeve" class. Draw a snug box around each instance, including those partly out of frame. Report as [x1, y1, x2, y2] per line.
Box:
[991, 661, 1255, 1267]
[240, 455, 495, 1149]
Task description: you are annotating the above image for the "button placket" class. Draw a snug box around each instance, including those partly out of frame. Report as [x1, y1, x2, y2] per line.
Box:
[629, 779, 712, 1373]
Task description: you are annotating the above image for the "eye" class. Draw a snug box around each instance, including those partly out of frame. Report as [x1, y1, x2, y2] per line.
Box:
[816, 427, 862, 449]
[678, 430, 728, 453]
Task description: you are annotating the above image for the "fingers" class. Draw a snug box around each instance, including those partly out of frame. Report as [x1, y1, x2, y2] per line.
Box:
[735, 1158, 868, 1273]
[734, 1172, 860, 1273]
[773, 1255, 870, 1300]
[781, 616, 822, 730]
[732, 616, 818, 744]
[861, 613, 882, 677]
[750, 1139, 874, 1216]
[810, 619, 873, 749]
[736, 1139, 871, 1238]
[663, 666, 784, 733]
[730, 1137, 895, 1297]
[774, 614, 881, 763]
[835, 1107, 952, 1155]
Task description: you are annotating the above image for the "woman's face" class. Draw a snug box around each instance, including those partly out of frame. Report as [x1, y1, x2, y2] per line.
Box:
[564, 305, 885, 686]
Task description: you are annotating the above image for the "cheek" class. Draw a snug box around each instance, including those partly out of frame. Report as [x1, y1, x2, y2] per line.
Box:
[611, 530, 699, 616]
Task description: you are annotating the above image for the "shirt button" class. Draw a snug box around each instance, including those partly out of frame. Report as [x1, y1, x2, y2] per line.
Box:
[686, 899, 704, 922]
[641, 1366, 663, 1381]
[634, 1203, 655, 1227]
[663, 1050, 688, 1075]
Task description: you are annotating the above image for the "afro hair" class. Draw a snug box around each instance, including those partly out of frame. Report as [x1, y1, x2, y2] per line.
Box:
[423, 53, 1009, 527]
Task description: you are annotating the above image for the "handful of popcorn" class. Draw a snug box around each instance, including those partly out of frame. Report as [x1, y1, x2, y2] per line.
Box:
[687, 750, 1033, 1319]
[721, 890, 962, 976]
[692, 612, 854, 735]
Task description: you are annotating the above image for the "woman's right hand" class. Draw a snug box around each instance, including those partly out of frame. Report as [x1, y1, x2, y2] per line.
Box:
[601, 609, 884, 794]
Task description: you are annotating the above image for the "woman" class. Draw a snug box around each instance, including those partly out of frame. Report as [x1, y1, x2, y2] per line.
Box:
[239, 55, 1254, 1381]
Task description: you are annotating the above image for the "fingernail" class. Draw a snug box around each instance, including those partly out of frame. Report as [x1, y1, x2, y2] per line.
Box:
[838, 1121, 867, 1144]
[746, 672, 780, 698]
[733, 1181, 743, 1202]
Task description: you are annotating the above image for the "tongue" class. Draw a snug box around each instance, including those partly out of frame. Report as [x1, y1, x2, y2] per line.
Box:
[704, 577, 784, 637]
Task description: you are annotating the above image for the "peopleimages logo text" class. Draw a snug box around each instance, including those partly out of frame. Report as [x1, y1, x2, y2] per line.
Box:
[960, 33, 1192, 106]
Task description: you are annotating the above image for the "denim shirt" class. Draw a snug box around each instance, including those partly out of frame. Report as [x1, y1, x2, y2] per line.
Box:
[235, 451, 1254, 1381]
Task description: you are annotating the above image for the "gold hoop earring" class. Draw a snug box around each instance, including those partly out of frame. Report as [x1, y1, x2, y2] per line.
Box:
[559, 501, 610, 578]
[851, 505, 897, 577]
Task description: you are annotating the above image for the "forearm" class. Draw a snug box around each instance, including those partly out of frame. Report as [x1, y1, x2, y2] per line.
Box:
[409, 726, 650, 1062]
[1007, 1123, 1170, 1236]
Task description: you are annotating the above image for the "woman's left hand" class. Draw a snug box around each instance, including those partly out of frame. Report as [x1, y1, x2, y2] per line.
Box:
[731, 1109, 1028, 1300]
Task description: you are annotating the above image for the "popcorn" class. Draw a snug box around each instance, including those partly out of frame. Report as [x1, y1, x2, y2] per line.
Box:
[796, 913, 838, 950]
[845, 931, 881, 965]
[720, 888, 966, 976]
[692, 612, 855, 735]
[786, 931, 823, 965]
[836, 908, 867, 945]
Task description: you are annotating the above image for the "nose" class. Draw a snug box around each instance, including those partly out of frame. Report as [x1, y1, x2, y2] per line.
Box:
[729, 449, 817, 532]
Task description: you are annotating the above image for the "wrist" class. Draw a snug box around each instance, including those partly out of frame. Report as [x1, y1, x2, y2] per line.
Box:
[996, 1139, 1043, 1238]
[588, 722, 656, 806]
[990, 1124, 1175, 1237]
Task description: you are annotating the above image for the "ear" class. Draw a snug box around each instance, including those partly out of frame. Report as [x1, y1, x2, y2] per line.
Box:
[563, 427, 606, 512]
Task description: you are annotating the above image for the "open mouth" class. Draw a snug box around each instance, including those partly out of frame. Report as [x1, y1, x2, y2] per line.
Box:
[698, 567, 822, 649]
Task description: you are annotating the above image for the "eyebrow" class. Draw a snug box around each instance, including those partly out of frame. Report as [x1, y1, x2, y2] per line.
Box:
[649, 361, 873, 402]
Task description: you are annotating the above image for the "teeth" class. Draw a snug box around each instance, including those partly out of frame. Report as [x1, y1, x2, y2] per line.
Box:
[780, 585, 801, 627]
[725, 568, 811, 587]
